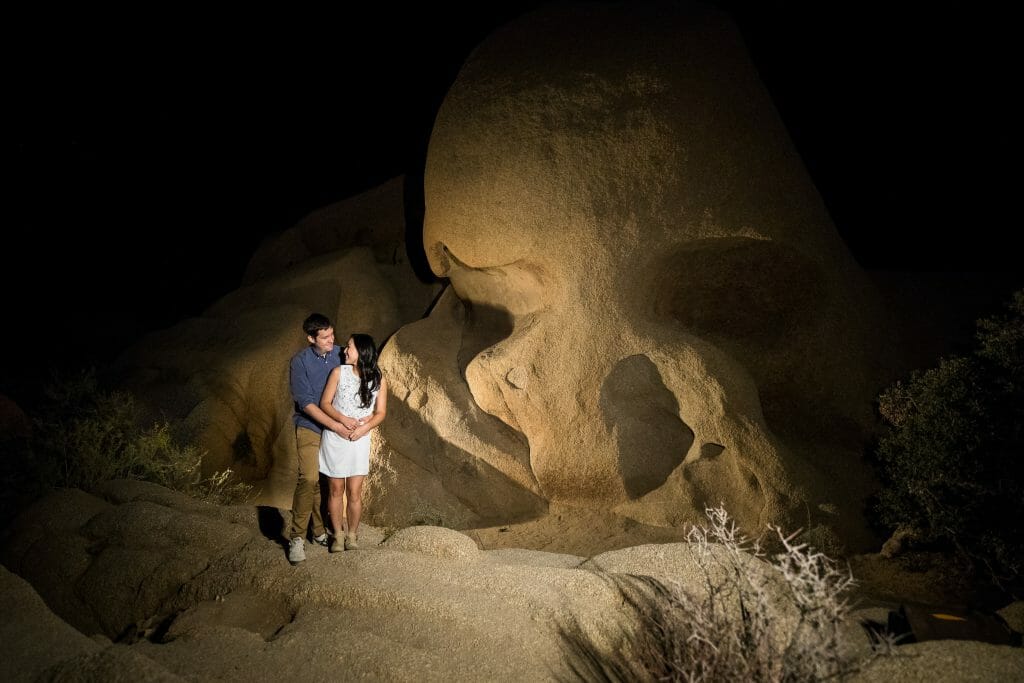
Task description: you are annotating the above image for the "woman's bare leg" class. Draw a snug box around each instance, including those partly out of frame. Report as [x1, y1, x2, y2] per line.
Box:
[346, 475, 365, 538]
[327, 476, 347, 540]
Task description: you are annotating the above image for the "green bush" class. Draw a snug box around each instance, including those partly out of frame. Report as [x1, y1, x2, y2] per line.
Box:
[6, 368, 252, 513]
[873, 290, 1024, 590]
[31, 368, 144, 490]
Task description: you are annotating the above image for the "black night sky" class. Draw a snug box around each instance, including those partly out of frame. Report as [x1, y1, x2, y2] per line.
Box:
[3, 1, 1020, 405]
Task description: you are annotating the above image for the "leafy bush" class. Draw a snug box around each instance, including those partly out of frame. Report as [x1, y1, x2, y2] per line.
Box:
[6, 368, 252, 512]
[31, 368, 145, 490]
[873, 289, 1024, 590]
[560, 506, 884, 682]
[121, 421, 255, 506]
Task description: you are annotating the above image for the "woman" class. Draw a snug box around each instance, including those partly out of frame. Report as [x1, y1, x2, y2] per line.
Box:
[318, 333, 388, 551]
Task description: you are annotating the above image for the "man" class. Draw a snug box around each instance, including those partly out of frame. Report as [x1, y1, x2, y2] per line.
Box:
[287, 312, 349, 564]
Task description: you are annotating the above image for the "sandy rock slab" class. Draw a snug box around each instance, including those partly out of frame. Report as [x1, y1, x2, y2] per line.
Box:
[0, 565, 182, 682]
[2, 481, 1022, 681]
[1, 483, 604, 680]
[850, 640, 1024, 682]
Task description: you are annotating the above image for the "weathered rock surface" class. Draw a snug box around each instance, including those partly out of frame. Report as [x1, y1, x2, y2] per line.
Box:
[109, 185, 440, 509]
[105, 1, 985, 565]
[375, 0, 895, 551]
[850, 640, 1024, 682]
[3, 481, 1022, 681]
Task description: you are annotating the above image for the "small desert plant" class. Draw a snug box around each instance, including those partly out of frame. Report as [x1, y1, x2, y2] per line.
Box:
[561, 506, 881, 682]
[19, 368, 252, 507]
[193, 467, 256, 506]
[31, 368, 142, 489]
[872, 289, 1024, 591]
[123, 422, 254, 505]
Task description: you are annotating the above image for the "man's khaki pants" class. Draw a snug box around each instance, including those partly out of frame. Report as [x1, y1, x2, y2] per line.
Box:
[290, 426, 326, 540]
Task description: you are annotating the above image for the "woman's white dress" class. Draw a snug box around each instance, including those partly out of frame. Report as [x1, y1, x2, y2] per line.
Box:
[319, 366, 378, 478]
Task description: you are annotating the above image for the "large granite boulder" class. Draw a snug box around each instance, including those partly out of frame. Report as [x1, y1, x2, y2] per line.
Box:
[109, 1, 908, 554]
[375, 0, 894, 550]
[110, 181, 440, 509]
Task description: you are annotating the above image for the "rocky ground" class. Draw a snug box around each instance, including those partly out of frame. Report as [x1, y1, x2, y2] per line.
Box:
[1, 480, 1022, 681]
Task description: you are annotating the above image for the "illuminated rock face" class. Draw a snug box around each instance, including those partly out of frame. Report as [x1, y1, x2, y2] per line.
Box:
[110, 181, 441, 511]
[379, 1, 890, 547]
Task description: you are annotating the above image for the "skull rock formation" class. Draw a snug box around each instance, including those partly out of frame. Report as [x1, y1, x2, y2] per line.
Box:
[377, 1, 891, 549]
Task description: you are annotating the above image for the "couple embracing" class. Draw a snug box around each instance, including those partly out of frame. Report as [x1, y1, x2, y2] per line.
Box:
[286, 312, 389, 563]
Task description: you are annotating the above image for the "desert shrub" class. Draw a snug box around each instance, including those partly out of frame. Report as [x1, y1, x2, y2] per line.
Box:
[31, 368, 145, 489]
[16, 368, 252, 508]
[561, 506, 882, 682]
[976, 290, 1024, 383]
[122, 421, 255, 505]
[873, 289, 1024, 590]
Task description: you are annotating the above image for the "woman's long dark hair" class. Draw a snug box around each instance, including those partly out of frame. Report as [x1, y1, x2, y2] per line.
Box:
[351, 333, 382, 409]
